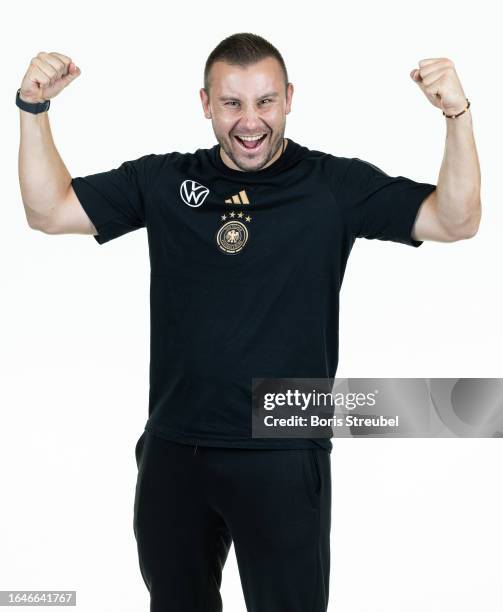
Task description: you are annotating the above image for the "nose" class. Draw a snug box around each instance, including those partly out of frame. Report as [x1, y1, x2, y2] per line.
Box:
[238, 104, 265, 133]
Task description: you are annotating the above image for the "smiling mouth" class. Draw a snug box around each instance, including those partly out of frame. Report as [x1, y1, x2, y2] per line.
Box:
[234, 132, 268, 151]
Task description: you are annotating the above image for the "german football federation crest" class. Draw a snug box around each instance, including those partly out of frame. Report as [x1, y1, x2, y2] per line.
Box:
[216, 220, 249, 254]
[216, 189, 253, 254]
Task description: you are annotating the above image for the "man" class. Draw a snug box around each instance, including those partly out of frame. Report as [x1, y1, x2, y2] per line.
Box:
[17, 32, 480, 612]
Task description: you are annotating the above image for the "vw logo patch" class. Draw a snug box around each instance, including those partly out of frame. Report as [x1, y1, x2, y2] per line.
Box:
[180, 180, 210, 207]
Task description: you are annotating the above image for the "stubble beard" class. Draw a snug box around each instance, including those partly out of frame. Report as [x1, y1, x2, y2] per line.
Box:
[219, 130, 285, 172]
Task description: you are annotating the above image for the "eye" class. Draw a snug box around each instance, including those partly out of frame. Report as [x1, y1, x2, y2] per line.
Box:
[260, 98, 272, 104]
[225, 100, 239, 106]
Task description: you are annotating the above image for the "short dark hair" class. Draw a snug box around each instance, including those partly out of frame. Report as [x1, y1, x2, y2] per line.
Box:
[204, 32, 289, 95]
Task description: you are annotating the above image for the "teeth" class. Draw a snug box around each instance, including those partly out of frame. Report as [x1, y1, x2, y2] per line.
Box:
[236, 134, 266, 141]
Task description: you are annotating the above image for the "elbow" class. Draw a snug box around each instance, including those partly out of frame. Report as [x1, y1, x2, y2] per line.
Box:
[448, 202, 482, 241]
[26, 215, 39, 230]
[461, 205, 482, 239]
[26, 212, 57, 234]
[461, 224, 479, 239]
[26, 213, 46, 232]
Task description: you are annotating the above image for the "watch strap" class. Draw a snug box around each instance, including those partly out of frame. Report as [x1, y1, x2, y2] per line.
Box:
[16, 88, 50, 114]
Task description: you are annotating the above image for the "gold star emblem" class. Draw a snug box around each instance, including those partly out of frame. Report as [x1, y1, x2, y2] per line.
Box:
[245, 216, 251, 222]
[221, 214, 227, 221]
[230, 211, 235, 218]
[238, 212, 244, 218]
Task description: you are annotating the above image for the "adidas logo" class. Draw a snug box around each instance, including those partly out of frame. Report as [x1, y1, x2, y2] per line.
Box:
[225, 190, 250, 204]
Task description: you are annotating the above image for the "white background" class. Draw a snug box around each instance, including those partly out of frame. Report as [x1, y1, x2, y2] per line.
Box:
[1, 0, 502, 610]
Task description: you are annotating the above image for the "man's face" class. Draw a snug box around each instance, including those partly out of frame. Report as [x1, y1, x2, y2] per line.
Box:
[200, 57, 293, 172]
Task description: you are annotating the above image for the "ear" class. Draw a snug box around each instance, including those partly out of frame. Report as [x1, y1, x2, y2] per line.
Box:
[285, 82, 294, 115]
[199, 87, 211, 119]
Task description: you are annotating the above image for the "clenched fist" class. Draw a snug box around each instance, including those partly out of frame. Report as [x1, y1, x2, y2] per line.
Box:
[19, 52, 81, 103]
[410, 57, 468, 117]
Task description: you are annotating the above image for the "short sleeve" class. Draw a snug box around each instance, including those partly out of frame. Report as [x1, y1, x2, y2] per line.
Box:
[335, 157, 437, 247]
[71, 154, 155, 245]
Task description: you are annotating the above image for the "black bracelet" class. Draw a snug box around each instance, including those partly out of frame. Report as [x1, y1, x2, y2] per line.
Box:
[15, 88, 50, 114]
[442, 98, 470, 119]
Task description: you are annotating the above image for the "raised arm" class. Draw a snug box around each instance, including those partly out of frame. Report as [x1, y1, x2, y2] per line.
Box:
[409, 58, 481, 242]
[18, 51, 95, 236]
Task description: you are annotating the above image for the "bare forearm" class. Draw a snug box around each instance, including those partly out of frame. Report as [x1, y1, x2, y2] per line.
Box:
[18, 108, 72, 228]
[436, 109, 481, 234]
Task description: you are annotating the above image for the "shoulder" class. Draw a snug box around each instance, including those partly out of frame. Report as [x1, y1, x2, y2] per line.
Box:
[297, 144, 356, 195]
[126, 148, 208, 189]
[129, 150, 190, 171]
[142, 146, 216, 174]
[323, 155, 392, 198]
[303, 147, 387, 174]
[296, 142, 352, 172]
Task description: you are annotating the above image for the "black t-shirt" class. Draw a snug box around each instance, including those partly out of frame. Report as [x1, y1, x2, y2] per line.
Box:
[71, 138, 436, 452]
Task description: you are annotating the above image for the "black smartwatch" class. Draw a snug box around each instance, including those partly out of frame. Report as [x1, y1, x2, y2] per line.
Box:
[15, 88, 50, 114]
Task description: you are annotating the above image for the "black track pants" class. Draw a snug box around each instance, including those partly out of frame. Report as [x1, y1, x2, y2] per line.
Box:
[133, 430, 331, 611]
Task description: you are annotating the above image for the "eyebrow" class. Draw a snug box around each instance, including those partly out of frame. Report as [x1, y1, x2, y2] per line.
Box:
[218, 91, 280, 102]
